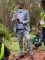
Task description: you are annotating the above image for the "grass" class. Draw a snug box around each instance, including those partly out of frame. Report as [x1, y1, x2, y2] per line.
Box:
[4, 39, 19, 52]
[9, 42, 19, 52]
[4, 33, 45, 53]
[38, 43, 45, 51]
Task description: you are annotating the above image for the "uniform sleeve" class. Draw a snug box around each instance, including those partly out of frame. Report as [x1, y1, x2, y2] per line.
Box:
[23, 10, 30, 24]
[4, 46, 11, 57]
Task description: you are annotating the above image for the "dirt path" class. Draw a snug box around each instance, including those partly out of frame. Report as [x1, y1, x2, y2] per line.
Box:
[9, 51, 45, 60]
[19, 51, 45, 60]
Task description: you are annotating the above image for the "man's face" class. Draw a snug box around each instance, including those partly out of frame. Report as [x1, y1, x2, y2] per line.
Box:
[18, 4, 24, 9]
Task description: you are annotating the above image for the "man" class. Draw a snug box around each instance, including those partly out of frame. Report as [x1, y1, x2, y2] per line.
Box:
[0, 35, 10, 60]
[39, 0, 45, 47]
[12, 2, 34, 60]
[36, 0, 45, 47]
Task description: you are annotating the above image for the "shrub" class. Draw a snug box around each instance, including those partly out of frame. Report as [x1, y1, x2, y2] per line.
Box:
[11, 32, 17, 37]
[0, 24, 11, 41]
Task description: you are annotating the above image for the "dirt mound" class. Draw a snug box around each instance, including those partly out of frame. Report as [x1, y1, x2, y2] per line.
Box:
[9, 51, 45, 60]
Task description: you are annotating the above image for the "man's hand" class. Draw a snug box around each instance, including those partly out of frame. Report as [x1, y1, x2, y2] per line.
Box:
[17, 19, 23, 24]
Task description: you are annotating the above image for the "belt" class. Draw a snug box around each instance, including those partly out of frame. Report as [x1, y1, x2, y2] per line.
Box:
[17, 29, 24, 30]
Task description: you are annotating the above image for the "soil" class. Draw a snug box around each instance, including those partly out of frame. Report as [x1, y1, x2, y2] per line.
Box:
[9, 50, 45, 60]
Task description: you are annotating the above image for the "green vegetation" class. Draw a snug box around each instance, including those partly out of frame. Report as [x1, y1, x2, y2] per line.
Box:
[0, 0, 45, 54]
[0, 23, 11, 41]
[4, 40, 19, 52]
